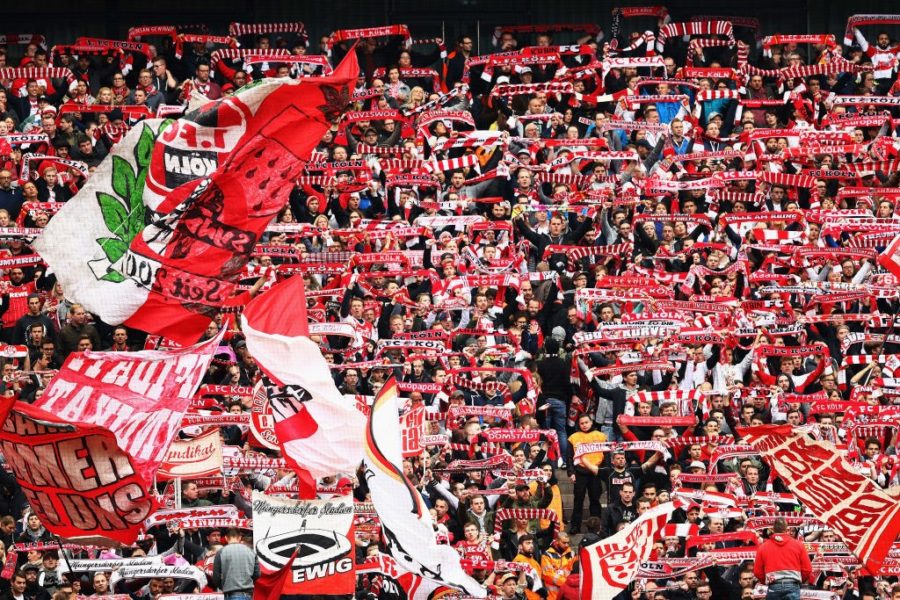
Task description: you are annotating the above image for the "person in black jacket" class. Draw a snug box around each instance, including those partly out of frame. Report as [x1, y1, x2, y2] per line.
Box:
[600, 481, 638, 537]
[514, 210, 593, 274]
[443, 36, 473, 90]
[536, 338, 572, 466]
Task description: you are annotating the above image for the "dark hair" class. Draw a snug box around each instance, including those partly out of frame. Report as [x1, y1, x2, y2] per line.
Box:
[544, 338, 560, 355]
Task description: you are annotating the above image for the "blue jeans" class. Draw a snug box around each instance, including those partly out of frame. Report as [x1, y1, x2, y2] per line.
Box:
[546, 398, 568, 463]
[225, 593, 252, 600]
[766, 582, 801, 600]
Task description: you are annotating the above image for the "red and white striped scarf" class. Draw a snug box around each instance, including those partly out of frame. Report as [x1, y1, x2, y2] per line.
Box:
[229, 21, 308, 45]
[657, 20, 734, 53]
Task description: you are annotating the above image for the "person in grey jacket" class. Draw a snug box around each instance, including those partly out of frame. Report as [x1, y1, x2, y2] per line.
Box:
[211, 529, 258, 599]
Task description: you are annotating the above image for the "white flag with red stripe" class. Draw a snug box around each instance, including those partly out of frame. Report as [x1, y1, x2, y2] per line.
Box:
[877, 233, 900, 279]
[579, 501, 682, 600]
[241, 275, 365, 496]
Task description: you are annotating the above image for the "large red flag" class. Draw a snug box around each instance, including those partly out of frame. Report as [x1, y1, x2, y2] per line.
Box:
[241, 275, 365, 497]
[741, 425, 900, 573]
[0, 334, 220, 544]
[877, 233, 900, 279]
[36, 51, 359, 345]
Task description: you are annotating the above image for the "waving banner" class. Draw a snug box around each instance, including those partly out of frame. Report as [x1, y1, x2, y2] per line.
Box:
[580, 501, 681, 600]
[35, 51, 360, 345]
[0, 335, 219, 543]
[252, 491, 355, 600]
[363, 378, 486, 598]
[241, 274, 365, 497]
[741, 425, 900, 573]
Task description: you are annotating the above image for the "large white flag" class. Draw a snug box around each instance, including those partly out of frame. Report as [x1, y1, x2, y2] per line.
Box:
[579, 501, 681, 600]
[241, 274, 365, 494]
[363, 378, 486, 598]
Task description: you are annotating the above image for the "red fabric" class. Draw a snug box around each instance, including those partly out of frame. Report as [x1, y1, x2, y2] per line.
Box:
[124, 51, 358, 344]
[559, 573, 580, 600]
[753, 533, 813, 584]
[242, 273, 310, 338]
[253, 546, 298, 600]
[1, 281, 36, 327]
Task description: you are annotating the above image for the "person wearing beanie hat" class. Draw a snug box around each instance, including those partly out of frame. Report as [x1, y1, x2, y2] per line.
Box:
[550, 325, 567, 347]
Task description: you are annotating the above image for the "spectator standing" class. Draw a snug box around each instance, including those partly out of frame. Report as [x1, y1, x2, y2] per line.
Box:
[211, 529, 258, 600]
[754, 517, 813, 600]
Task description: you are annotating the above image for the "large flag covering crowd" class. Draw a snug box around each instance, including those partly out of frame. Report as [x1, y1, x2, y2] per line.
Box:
[0, 5, 900, 600]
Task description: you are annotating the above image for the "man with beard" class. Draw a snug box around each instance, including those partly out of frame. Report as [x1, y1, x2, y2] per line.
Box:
[0, 268, 37, 342]
[512, 535, 542, 600]
[20, 565, 50, 600]
[853, 29, 900, 94]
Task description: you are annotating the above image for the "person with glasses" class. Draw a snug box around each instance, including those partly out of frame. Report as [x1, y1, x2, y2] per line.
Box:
[182, 62, 222, 101]
[443, 35, 474, 89]
[150, 57, 178, 103]
[109, 72, 130, 105]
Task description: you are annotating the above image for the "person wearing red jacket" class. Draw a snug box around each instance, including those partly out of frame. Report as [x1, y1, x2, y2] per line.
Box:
[753, 517, 813, 600]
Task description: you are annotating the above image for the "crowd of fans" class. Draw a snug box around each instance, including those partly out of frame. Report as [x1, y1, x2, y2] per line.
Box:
[0, 8, 899, 600]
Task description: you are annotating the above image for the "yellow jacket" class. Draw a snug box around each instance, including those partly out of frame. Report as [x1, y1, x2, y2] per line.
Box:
[541, 546, 575, 600]
[529, 482, 564, 530]
[568, 430, 607, 471]
[513, 553, 542, 600]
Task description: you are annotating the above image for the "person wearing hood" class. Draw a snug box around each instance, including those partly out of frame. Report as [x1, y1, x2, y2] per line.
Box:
[540, 532, 575, 600]
[20, 564, 50, 600]
[753, 517, 813, 599]
[558, 559, 580, 600]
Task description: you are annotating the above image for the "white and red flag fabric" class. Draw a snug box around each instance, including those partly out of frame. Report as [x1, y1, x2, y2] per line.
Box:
[157, 428, 223, 480]
[240, 274, 365, 498]
[0, 333, 220, 544]
[741, 425, 900, 573]
[877, 233, 900, 279]
[363, 377, 486, 598]
[580, 501, 682, 600]
[35, 51, 359, 345]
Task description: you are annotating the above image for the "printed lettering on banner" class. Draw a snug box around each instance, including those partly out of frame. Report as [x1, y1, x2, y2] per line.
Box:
[0, 335, 218, 543]
[158, 428, 222, 480]
[252, 491, 355, 599]
[400, 405, 424, 458]
[743, 425, 900, 573]
[0, 400, 155, 544]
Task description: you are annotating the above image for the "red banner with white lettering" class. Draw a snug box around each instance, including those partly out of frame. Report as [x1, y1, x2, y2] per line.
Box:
[0, 335, 220, 543]
[400, 405, 424, 458]
[741, 425, 900, 573]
